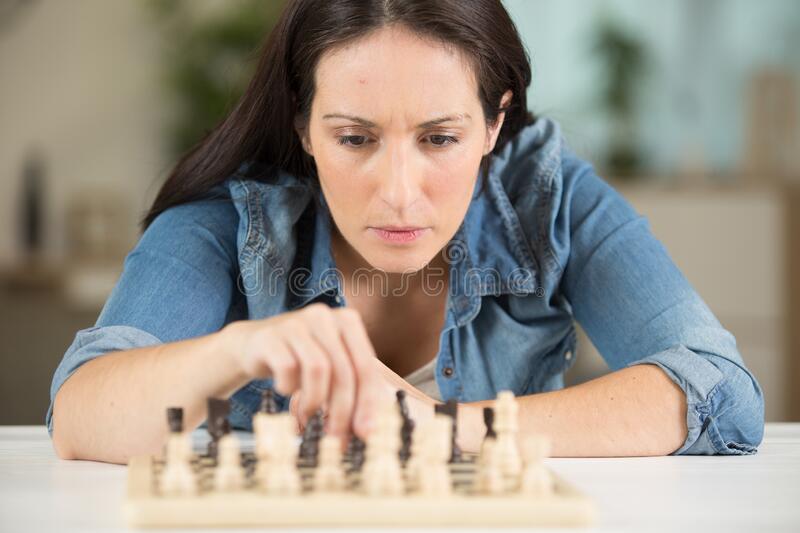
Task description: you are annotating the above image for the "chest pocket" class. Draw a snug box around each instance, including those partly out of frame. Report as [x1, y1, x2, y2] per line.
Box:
[468, 294, 576, 396]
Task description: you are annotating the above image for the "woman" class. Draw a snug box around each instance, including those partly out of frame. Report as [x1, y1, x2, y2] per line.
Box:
[48, 0, 763, 464]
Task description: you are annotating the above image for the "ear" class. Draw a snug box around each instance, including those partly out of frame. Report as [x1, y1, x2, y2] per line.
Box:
[294, 114, 313, 156]
[484, 90, 513, 155]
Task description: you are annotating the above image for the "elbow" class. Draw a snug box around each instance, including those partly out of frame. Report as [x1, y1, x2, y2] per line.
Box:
[50, 392, 77, 460]
[52, 428, 76, 460]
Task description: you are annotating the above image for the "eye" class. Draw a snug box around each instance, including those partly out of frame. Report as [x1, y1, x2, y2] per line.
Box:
[427, 134, 459, 147]
[335, 134, 459, 148]
[337, 135, 369, 146]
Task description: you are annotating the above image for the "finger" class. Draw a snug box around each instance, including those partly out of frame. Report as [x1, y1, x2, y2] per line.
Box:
[334, 307, 380, 438]
[283, 328, 331, 425]
[306, 306, 357, 438]
[261, 342, 301, 396]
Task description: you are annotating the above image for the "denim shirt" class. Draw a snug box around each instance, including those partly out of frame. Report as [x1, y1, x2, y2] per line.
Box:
[47, 117, 764, 455]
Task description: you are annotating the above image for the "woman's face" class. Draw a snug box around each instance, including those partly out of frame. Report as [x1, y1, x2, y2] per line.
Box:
[297, 25, 510, 273]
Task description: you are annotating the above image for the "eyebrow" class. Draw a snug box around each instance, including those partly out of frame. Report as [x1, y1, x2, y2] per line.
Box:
[322, 113, 472, 128]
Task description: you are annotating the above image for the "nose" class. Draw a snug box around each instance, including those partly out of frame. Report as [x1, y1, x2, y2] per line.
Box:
[376, 141, 421, 213]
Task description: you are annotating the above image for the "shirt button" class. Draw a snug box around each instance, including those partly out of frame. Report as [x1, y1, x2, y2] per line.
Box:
[442, 366, 454, 378]
[334, 295, 343, 304]
[565, 350, 573, 361]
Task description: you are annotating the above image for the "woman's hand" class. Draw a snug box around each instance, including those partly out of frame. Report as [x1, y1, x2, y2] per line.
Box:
[222, 303, 380, 439]
[290, 351, 440, 436]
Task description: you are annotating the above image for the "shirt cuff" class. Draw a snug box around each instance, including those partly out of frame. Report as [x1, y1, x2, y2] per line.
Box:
[47, 325, 163, 436]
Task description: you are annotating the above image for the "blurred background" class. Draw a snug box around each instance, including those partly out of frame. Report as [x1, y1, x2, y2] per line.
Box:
[0, 0, 798, 425]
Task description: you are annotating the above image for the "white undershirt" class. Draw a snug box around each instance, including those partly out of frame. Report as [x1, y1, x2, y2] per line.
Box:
[402, 358, 442, 401]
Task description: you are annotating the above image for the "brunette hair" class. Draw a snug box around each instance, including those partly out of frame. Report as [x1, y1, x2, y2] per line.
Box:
[143, 0, 536, 229]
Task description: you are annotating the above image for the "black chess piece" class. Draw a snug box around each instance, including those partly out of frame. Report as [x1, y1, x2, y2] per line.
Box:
[259, 389, 280, 414]
[299, 409, 324, 466]
[483, 406, 496, 439]
[166, 407, 184, 433]
[346, 434, 366, 473]
[396, 390, 415, 464]
[435, 399, 462, 463]
[206, 397, 230, 460]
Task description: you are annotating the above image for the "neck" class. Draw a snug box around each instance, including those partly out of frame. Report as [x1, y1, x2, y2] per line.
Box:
[330, 224, 448, 297]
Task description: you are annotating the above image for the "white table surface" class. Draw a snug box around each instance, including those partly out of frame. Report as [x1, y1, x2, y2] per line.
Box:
[1, 423, 798, 532]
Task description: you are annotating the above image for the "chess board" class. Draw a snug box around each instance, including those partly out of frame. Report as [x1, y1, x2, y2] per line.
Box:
[125, 451, 596, 527]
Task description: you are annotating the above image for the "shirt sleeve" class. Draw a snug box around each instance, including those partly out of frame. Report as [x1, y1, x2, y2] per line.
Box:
[557, 146, 765, 455]
[46, 190, 241, 435]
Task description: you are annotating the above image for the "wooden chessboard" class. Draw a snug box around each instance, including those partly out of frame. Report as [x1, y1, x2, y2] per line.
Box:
[125, 451, 596, 527]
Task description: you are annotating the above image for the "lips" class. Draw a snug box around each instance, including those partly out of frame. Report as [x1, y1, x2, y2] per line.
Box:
[369, 226, 430, 244]
[378, 226, 424, 232]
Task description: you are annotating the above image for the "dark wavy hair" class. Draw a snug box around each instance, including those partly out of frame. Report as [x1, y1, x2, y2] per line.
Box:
[143, 0, 536, 229]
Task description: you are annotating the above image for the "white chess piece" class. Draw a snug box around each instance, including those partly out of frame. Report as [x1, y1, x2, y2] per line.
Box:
[520, 436, 553, 496]
[261, 413, 301, 496]
[314, 435, 346, 492]
[493, 390, 522, 491]
[361, 400, 404, 496]
[253, 411, 275, 484]
[416, 415, 452, 497]
[213, 432, 245, 491]
[477, 434, 503, 495]
[160, 431, 197, 496]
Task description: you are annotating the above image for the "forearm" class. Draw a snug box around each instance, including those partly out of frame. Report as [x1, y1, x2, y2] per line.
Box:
[458, 364, 687, 457]
[52, 326, 248, 464]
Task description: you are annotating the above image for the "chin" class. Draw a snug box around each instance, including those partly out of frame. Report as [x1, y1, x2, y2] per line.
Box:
[360, 246, 439, 274]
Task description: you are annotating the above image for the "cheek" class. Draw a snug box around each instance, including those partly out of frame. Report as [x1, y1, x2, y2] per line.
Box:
[316, 148, 372, 210]
[424, 150, 482, 219]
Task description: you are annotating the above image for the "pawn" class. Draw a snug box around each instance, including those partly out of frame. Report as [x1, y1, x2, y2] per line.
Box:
[396, 390, 414, 465]
[345, 434, 366, 474]
[260, 413, 301, 496]
[213, 422, 245, 491]
[160, 407, 197, 496]
[478, 407, 496, 467]
[314, 435, 346, 493]
[520, 436, 553, 497]
[477, 445, 505, 496]
[493, 390, 522, 490]
[403, 427, 423, 492]
[259, 388, 280, 414]
[415, 415, 452, 497]
[476, 428, 506, 495]
[361, 399, 404, 497]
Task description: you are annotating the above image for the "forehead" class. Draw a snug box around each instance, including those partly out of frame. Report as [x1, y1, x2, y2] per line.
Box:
[313, 25, 479, 121]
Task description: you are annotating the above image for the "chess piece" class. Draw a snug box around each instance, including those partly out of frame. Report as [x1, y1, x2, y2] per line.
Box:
[483, 407, 497, 439]
[260, 388, 280, 414]
[260, 413, 301, 496]
[314, 435, 346, 492]
[253, 395, 280, 483]
[476, 406, 499, 493]
[361, 399, 404, 496]
[396, 390, 415, 464]
[415, 414, 452, 497]
[160, 407, 197, 496]
[206, 397, 230, 460]
[479, 407, 496, 467]
[520, 436, 553, 497]
[346, 434, 366, 474]
[434, 399, 461, 463]
[493, 390, 522, 490]
[477, 444, 505, 495]
[299, 409, 324, 467]
[213, 420, 245, 491]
